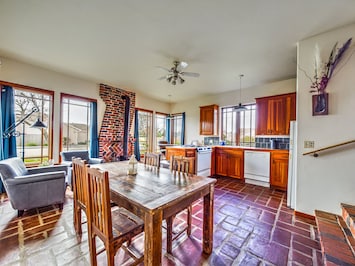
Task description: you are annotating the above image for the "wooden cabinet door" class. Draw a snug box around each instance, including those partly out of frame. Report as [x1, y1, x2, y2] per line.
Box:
[256, 98, 268, 135]
[270, 151, 289, 190]
[200, 105, 219, 135]
[227, 150, 244, 179]
[284, 93, 296, 134]
[267, 97, 286, 135]
[215, 149, 228, 176]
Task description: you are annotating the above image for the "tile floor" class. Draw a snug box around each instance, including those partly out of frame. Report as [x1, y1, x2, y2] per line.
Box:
[0, 177, 323, 265]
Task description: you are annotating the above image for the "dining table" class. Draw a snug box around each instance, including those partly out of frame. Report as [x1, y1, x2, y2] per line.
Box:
[93, 161, 216, 266]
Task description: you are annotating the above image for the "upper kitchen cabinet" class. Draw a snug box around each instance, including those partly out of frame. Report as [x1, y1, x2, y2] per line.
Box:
[256, 93, 296, 135]
[200, 104, 219, 135]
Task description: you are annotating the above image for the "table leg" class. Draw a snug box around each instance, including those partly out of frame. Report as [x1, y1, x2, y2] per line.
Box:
[144, 209, 163, 265]
[203, 184, 214, 254]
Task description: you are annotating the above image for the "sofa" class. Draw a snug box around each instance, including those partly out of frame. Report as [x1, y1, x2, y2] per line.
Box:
[0, 157, 67, 216]
[60, 150, 104, 186]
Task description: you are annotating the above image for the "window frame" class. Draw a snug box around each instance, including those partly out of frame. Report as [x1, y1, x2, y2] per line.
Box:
[221, 103, 256, 147]
[0, 80, 54, 166]
[59, 93, 97, 155]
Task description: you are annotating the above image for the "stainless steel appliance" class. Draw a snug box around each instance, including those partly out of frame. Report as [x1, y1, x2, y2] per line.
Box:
[195, 146, 212, 177]
[244, 150, 271, 187]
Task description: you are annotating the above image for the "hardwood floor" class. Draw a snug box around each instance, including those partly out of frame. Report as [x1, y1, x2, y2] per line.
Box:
[0, 177, 323, 265]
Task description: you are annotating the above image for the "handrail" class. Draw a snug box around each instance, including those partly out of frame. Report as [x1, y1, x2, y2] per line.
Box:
[303, 139, 355, 157]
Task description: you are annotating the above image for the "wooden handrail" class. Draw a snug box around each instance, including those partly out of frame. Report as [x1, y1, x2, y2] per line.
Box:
[303, 139, 355, 157]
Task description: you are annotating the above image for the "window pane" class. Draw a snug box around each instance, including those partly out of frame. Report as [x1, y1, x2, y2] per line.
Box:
[14, 90, 52, 166]
[221, 104, 256, 147]
[138, 110, 153, 155]
[155, 113, 167, 152]
[170, 114, 182, 145]
[62, 97, 91, 151]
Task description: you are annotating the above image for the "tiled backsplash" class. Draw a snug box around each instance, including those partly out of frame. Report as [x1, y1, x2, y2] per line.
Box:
[255, 137, 290, 150]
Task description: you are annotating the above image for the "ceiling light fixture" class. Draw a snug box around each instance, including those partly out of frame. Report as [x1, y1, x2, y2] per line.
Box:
[234, 74, 247, 112]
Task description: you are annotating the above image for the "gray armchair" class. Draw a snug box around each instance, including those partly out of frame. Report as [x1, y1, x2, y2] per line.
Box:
[0, 157, 67, 217]
[60, 150, 103, 166]
[60, 150, 103, 186]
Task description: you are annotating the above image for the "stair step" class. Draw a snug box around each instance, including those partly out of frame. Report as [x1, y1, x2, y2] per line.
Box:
[315, 210, 355, 265]
[342, 203, 355, 239]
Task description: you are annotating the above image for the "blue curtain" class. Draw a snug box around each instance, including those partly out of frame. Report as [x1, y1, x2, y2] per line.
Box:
[89, 102, 99, 158]
[134, 109, 140, 161]
[1, 85, 17, 193]
[181, 112, 185, 145]
[166, 117, 171, 143]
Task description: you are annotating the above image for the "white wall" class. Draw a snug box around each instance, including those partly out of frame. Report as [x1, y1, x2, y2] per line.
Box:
[172, 78, 296, 144]
[296, 23, 355, 215]
[0, 57, 169, 162]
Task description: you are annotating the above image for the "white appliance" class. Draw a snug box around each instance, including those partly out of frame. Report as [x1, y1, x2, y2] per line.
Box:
[195, 146, 212, 177]
[244, 151, 271, 187]
[287, 121, 297, 208]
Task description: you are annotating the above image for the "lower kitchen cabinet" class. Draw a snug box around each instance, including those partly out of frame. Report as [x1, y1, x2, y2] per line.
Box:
[270, 150, 289, 190]
[215, 148, 244, 179]
[166, 147, 196, 175]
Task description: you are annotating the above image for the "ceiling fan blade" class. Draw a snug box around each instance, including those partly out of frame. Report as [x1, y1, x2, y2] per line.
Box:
[155, 66, 171, 72]
[181, 72, 200, 77]
[158, 75, 168, 80]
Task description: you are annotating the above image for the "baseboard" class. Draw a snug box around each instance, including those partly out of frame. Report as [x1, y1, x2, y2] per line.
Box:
[294, 210, 315, 221]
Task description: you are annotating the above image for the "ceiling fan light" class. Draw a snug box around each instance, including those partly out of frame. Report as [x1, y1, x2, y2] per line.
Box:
[172, 80, 176, 85]
[179, 77, 185, 84]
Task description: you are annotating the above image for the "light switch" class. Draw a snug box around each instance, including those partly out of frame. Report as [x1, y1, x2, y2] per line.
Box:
[304, 141, 314, 148]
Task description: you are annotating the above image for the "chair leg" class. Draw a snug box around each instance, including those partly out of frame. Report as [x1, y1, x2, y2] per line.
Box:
[89, 235, 97, 266]
[73, 205, 82, 241]
[166, 216, 174, 254]
[107, 244, 115, 266]
[58, 203, 64, 210]
[17, 210, 24, 217]
[187, 205, 192, 236]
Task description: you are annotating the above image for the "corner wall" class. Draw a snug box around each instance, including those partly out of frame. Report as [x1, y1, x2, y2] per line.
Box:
[296, 23, 355, 215]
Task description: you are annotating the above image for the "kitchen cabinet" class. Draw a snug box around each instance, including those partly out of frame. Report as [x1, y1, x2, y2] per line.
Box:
[256, 93, 296, 135]
[200, 104, 219, 135]
[165, 147, 195, 174]
[270, 150, 289, 190]
[215, 148, 244, 179]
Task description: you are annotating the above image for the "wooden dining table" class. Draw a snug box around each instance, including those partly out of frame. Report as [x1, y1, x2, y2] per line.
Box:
[93, 161, 216, 266]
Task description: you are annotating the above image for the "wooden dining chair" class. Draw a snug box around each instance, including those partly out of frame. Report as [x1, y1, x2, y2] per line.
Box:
[86, 167, 144, 266]
[144, 152, 161, 171]
[166, 155, 193, 254]
[72, 157, 90, 241]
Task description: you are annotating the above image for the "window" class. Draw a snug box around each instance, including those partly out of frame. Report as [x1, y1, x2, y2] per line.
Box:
[137, 109, 153, 155]
[61, 94, 94, 151]
[13, 88, 53, 166]
[155, 113, 167, 152]
[221, 104, 256, 146]
[169, 114, 183, 145]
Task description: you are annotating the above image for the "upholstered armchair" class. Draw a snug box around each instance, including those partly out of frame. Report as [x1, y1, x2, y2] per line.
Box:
[0, 157, 67, 217]
[60, 150, 103, 167]
[60, 150, 104, 186]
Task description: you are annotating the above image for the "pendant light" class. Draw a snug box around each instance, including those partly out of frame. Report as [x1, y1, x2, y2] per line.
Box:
[234, 74, 247, 112]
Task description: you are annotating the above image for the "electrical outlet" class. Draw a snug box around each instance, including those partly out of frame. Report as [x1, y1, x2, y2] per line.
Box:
[304, 141, 314, 148]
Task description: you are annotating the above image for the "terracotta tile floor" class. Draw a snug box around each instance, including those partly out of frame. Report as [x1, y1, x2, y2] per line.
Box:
[0, 177, 323, 265]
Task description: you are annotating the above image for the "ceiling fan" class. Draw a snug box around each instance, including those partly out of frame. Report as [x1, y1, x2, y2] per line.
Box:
[157, 61, 200, 85]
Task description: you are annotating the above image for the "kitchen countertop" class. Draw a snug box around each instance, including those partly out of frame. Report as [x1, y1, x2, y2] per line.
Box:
[166, 145, 288, 152]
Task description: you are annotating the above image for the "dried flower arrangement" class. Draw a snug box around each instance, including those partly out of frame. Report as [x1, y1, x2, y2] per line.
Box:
[310, 38, 352, 94]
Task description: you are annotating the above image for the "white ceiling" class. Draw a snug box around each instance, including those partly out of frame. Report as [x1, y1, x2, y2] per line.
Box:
[1, 1, 355, 103]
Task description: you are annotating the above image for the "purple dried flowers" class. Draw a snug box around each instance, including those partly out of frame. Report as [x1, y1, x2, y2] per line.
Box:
[310, 38, 352, 94]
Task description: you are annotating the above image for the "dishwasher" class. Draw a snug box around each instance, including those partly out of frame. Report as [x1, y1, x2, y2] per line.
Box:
[244, 151, 270, 187]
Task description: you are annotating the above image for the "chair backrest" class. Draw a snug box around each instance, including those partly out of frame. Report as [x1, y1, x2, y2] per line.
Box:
[61, 150, 90, 162]
[72, 158, 89, 210]
[0, 158, 28, 181]
[170, 155, 191, 174]
[144, 152, 161, 170]
[87, 167, 113, 241]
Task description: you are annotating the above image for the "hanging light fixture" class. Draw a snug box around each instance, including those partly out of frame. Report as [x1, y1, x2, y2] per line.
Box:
[234, 74, 247, 112]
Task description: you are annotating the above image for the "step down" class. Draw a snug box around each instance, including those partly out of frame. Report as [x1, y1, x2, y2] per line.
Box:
[342, 203, 355, 239]
[315, 209, 355, 265]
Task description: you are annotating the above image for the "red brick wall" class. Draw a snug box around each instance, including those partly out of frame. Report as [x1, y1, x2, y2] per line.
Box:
[99, 84, 136, 162]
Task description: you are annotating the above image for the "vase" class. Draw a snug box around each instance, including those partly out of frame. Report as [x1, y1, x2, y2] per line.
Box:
[312, 93, 328, 116]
